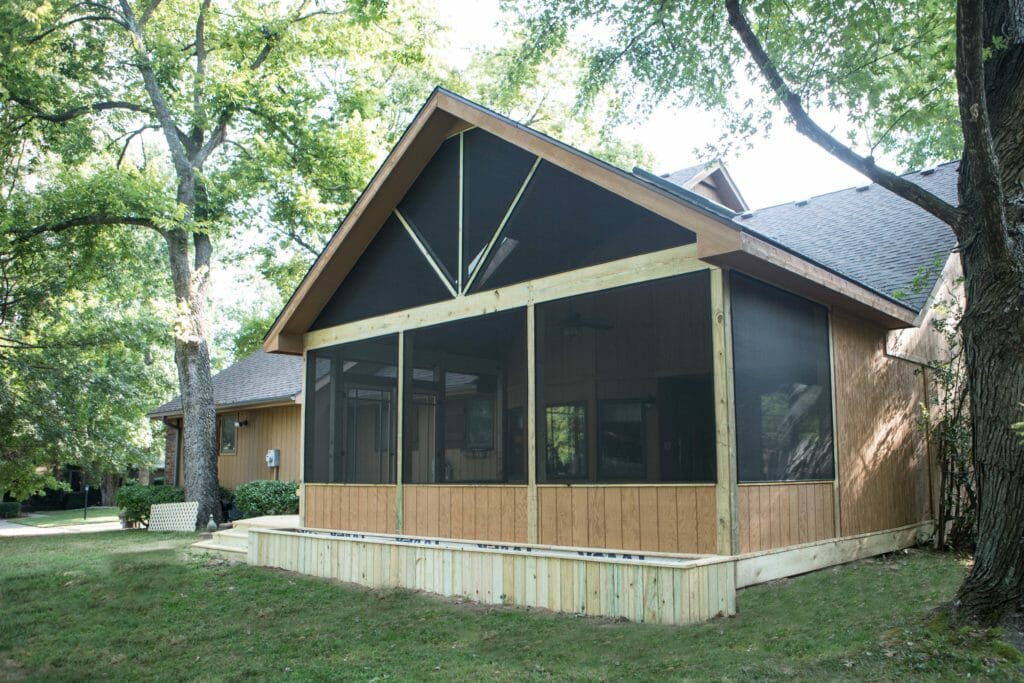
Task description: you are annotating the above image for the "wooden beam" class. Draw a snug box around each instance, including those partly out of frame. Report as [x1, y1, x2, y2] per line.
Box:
[298, 350, 308, 525]
[735, 522, 934, 588]
[527, 304, 538, 544]
[710, 268, 740, 555]
[705, 233, 918, 329]
[305, 244, 706, 350]
[263, 98, 458, 351]
[395, 331, 406, 533]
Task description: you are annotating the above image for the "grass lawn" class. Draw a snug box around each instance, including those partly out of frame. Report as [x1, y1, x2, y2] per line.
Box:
[8, 507, 120, 527]
[0, 532, 1020, 681]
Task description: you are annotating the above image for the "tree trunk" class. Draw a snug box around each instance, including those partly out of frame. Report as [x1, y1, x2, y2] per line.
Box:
[952, 0, 1024, 626]
[165, 227, 220, 528]
[100, 473, 119, 507]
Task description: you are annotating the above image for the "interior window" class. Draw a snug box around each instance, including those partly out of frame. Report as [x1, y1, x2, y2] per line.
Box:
[545, 403, 588, 480]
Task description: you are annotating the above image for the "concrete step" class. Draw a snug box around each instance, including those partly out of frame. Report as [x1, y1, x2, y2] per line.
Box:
[191, 540, 246, 561]
[212, 528, 249, 550]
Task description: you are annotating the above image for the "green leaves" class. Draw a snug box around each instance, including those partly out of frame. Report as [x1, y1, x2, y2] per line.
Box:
[508, 0, 961, 168]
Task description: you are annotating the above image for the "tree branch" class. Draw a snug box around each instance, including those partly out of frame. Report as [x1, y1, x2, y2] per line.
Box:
[117, 0, 194, 186]
[725, 0, 963, 229]
[139, 0, 163, 27]
[955, 0, 1009, 254]
[116, 124, 159, 166]
[9, 96, 153, 124]
[13, 215, 157, 243]
[26, 15, 128, 43]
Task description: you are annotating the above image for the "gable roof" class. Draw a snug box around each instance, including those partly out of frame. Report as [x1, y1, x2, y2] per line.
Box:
[263, 89, 933, 354]
[738, 163, 958, 311]
[661, 161, 749, 212]
[148, 350, 303, 418]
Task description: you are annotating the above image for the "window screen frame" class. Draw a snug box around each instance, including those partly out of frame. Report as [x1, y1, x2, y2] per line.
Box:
[218, 414, 237, 455]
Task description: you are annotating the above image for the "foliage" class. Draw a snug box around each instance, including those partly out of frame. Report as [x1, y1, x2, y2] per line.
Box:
[232, 479, 298, 518]
[1, 534, 1021, 678]
[0, 501, 20, 518]
[916, 279, 975, 551]
[505, 0, 960, 167]
[115, 483, 184, 527]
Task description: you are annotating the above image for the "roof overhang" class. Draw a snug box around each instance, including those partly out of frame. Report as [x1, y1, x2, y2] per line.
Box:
[147, 394, 301, 420]
[264, 88, 918, 354]
[263, 89, 747, 355]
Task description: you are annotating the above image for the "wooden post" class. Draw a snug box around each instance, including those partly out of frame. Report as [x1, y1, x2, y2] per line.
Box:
[527, 303, 538, 544]
[395, 330, 406, 533]
[710, 268, 739, 555]
[827, 313, 842, 538]
[298, 349, 308, 526]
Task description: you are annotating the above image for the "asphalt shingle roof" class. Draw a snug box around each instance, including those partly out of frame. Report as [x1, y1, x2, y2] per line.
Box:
[731, 162, 958, 312]
[661, 162, 712, 188]
[149, 350, 303, 417]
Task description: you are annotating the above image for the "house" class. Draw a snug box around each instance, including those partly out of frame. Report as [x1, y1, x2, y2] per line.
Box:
[242, 88, 957, 625]
[149, 350, 303, 489]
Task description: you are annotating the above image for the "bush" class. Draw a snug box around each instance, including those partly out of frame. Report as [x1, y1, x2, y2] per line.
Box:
[116, 484, 185, 527]
[233, 480, 299, 518]
[0, 501, 20, 518]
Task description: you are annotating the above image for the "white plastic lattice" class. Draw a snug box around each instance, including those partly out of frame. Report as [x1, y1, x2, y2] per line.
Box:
[148, 501, 199, 531]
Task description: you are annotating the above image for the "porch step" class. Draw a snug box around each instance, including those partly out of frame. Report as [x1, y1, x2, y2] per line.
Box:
[211, 528, 249, 550]
[191, 540, 246, 561]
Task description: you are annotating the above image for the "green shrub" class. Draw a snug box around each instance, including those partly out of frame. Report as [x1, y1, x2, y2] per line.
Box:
[0, 501, 20, 518]
[233, 480, 299, 518]
[116, 484, 185, 526]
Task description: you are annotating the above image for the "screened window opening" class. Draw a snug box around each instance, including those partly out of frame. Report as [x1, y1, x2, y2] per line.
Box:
[537, 273, 716, 483]
[731, 273, 835, 482]
[404, 309, 527, 484]
[305, 335, 398, 484]
[545, 403, 588, 480]
[219, 414, 237, 455]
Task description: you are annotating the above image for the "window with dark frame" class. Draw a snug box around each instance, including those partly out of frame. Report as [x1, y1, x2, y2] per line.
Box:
[597, 399, 647, 480]
[219, 414, 237, 455]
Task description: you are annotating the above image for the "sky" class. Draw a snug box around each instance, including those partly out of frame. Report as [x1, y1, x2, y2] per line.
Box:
[432, 0, 870, 210]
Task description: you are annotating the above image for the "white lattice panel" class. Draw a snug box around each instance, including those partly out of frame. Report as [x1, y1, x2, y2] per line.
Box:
[148, 501, 199, 531]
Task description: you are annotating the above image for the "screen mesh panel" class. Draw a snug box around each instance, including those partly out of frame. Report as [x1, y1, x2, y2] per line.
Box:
[470, 161, 696, 292]
[731, 273, 835, 482]
[396, 136, 460, 281]
[461, 128, 537, 284]
[403, 308, 527, 483]
[311, 215, 451, 329]
[536, 273, 715, 483]
[305, 335, 399, 484]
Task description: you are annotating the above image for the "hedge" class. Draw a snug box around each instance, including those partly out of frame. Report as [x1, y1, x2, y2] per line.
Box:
[116, 484, 185, 527]
[233, 480, 299, 518]
[0, 501, 20, 518]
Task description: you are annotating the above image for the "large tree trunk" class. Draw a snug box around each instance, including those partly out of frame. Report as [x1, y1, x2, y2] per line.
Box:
[952, 0, 1024, 626]
[165, 227, 220, 528]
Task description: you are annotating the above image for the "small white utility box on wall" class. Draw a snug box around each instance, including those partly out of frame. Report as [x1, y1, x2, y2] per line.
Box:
[265, 448, 281, 468]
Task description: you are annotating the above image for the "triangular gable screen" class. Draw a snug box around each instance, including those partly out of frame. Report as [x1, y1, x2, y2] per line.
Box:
[311, 128, 697, 330]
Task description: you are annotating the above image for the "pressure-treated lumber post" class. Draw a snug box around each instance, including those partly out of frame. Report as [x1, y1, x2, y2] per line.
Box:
[527, 304, 538, 544]
[298, 349, 308, 526]
[710, 268, 740, 555]
[395, 330, 406, 533]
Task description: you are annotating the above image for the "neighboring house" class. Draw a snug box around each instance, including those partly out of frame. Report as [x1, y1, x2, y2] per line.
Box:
[149, 350, 303, 489]
[245, 88, 958, 624]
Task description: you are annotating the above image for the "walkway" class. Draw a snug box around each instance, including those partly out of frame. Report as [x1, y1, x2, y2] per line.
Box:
[0, 517, 123, 538]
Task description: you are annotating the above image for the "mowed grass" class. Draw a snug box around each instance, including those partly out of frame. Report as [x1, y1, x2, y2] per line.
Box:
[0, 532, 1020, 681]
[9, 507, 119, 527]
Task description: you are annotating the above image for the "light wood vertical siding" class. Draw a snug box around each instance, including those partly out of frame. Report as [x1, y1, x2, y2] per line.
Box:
[217, 405, 301, 489]
[403, 486, 528, 543]
[537, 485, 717, 554]
[249, 528, 736, 625]
[832, 312, 932, 535]
[304, 484, 396, 534]
[737, 483, 835, 553]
